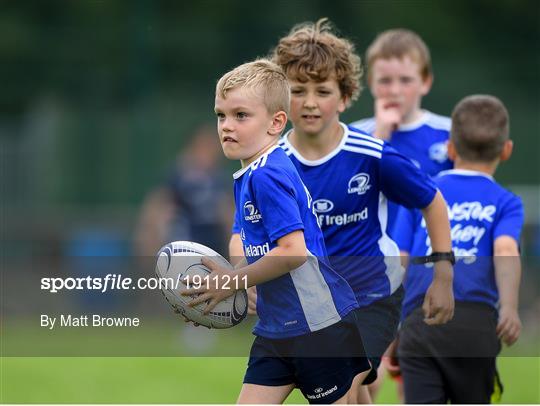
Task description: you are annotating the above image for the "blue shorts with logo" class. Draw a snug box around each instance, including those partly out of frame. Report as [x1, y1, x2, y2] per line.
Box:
[243, 311, 371, 404]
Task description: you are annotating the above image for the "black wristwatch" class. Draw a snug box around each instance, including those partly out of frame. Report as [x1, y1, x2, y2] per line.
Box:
[412, 251, 456, 266]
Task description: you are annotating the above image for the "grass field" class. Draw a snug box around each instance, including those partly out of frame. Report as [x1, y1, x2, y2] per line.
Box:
[1, 356, 539, 403]
[2, 319, 538, 403]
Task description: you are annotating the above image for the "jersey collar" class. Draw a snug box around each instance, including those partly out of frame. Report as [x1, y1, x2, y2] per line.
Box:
[282, 122, 349, 166]
[438, 168, 495, 181]
[397, 110, 429, 131]
[232, 144, 280, 179]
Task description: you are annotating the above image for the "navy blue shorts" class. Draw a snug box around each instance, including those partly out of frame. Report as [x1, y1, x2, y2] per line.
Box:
[243, 311, 371, 404]
[354, 285, 404, 384]
[398, 302, 501, 404]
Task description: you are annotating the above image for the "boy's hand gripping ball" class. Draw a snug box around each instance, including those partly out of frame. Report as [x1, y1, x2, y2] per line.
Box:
[155, 241, 248, 328]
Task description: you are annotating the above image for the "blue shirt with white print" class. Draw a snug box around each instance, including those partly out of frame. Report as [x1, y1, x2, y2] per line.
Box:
[393, 169, 524, 318]
[351, 111, 453, 240]
[273, 124, 437, 307]
[233, 145, 358, 339]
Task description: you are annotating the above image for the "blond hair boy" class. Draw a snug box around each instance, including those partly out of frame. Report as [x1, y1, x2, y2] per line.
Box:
[187, 59, 371, 404]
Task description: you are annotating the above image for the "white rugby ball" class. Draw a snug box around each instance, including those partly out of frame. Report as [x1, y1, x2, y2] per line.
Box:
[155, 241, 248, 329]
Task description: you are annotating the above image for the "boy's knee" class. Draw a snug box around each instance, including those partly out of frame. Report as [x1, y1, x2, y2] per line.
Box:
[346, 369, 373, 404]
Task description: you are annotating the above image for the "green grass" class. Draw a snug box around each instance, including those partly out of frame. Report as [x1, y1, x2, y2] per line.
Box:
[2, 321, 538, 403]
[1, 356, 538, 403]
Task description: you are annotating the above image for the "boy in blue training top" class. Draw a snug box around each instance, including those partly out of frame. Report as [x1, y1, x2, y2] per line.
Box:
[351, 29, 452, 176]
[350, 29, 453, 241]
[394, 95, 524, 403]
[186, 59, 371, 404]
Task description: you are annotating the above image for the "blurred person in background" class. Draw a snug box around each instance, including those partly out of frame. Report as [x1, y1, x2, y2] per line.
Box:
[351, 29, 453, 240]
[350, 29, 454, 400]
[134, 124, 233, 259]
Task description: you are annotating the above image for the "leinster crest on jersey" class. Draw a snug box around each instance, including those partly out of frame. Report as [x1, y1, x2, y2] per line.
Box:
[347, 173, 371, 195]
[243, 201, 262, 223]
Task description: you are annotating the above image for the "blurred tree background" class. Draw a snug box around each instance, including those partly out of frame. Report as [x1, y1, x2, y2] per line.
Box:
[1, 0, 539, 210]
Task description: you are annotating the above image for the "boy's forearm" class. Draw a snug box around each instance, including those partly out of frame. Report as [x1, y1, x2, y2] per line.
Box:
[422, 191, 452, 252]
[228, 233, 245, 266]
[495, 263, 521, 310]
[231, 247, 307, 288]
[234, 257, 248, 269]
[422, 191, 453, 281]
[494, 237, 521, 310]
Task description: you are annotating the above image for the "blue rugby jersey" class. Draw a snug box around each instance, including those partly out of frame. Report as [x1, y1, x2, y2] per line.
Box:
[351, 111, 453, 239]
[393, 169, 524, 318]
[233, 145, 358, 339]
[275, 124, 437, 307]
[350, 111, 453, 176]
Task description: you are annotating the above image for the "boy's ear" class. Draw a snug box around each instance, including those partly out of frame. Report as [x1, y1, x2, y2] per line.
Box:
[338, 95, 349, 113]
[268, 111, 288, 136]
[500, 139, 513, 162]
[447, 139, 457, 162]
[421, 74, 433, 96]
